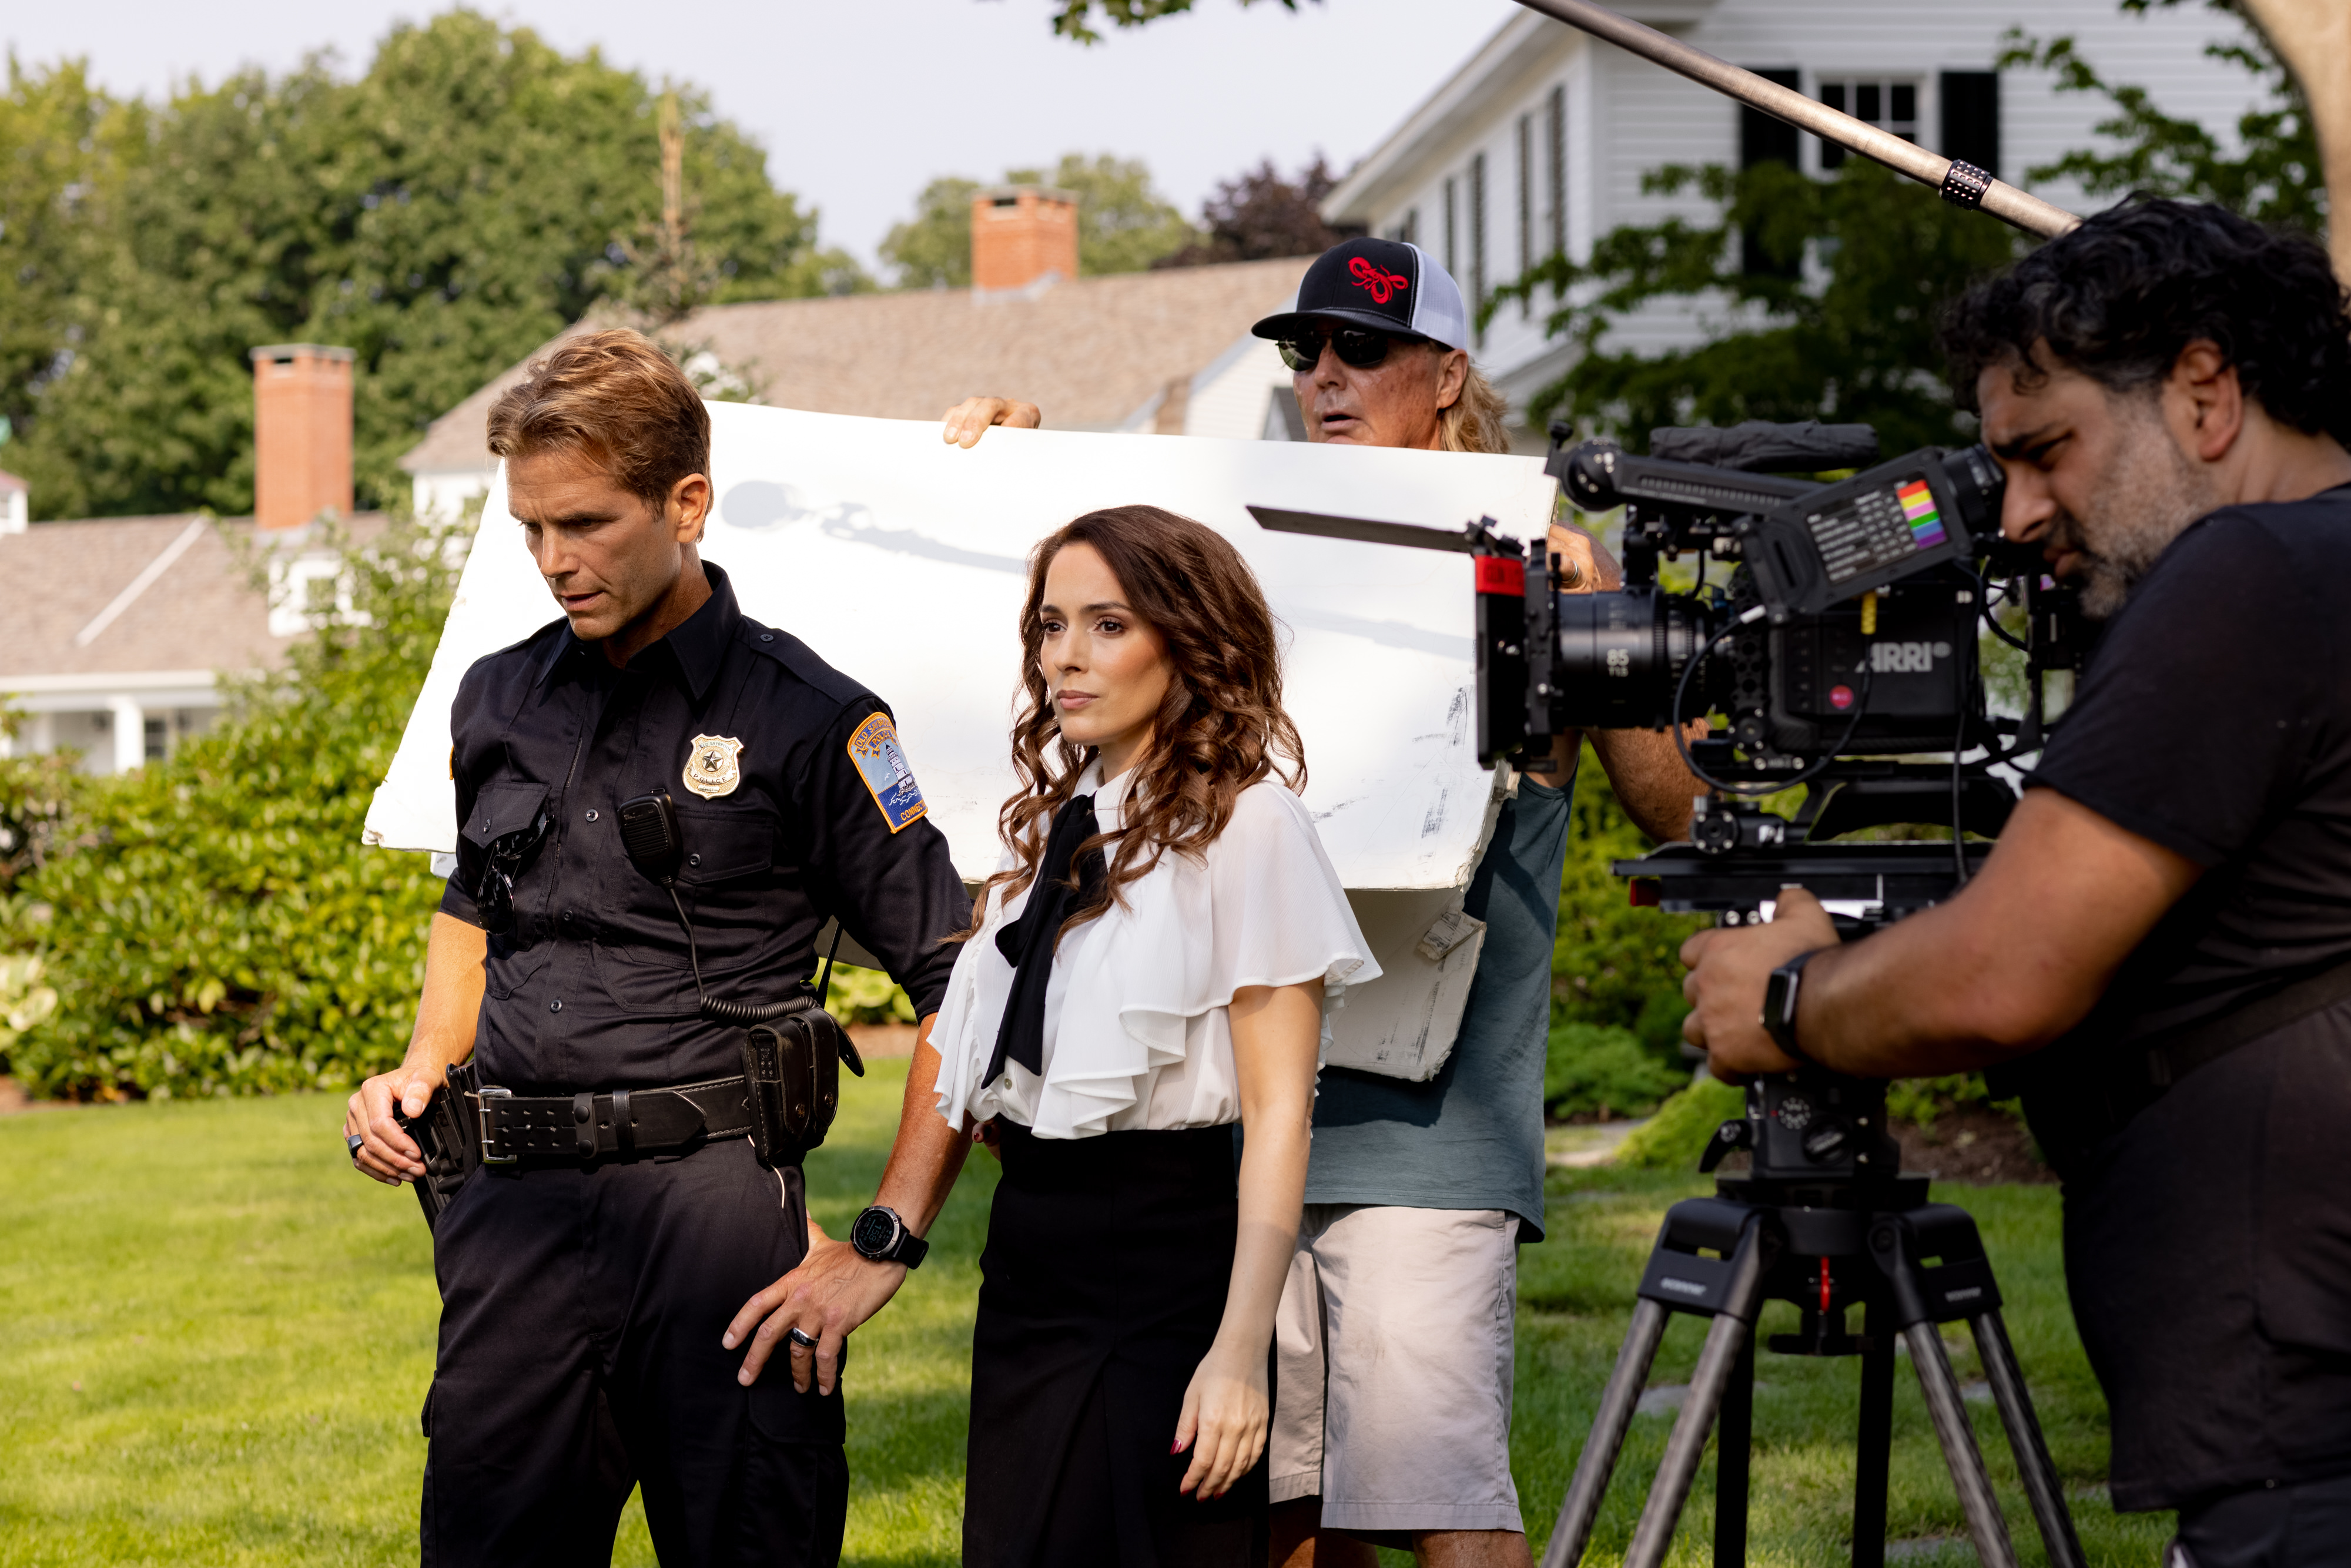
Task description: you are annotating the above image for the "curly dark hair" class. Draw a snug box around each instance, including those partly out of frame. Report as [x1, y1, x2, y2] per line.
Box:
[963, 504, 1305, 942]
[1941, 197, 2351, 444]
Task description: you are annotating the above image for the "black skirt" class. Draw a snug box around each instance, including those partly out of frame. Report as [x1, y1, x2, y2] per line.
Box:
[963, 1120, 1270, 1568]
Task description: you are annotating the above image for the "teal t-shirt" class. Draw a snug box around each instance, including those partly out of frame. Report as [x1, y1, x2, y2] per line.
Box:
[1304, 772, 1572, 1241]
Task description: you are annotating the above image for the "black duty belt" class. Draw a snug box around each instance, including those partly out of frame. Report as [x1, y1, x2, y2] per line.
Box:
[470, 1076, 755, 1165]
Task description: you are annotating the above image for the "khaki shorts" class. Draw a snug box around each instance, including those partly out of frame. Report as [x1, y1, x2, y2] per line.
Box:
[1269, 1203, 1522, 1537]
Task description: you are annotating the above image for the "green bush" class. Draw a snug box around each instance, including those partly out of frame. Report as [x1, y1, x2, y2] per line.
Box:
[9, 518, 460, 1098]
[825, 963, 916, 1026]
[1552, 739, 1705, 1056]
[1615, 1075, 1746, 1171]
[1543, 1021, 1689, 1121]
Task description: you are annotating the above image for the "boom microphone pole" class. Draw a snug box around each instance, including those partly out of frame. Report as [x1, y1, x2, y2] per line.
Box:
[1511, 0, 2083, 239]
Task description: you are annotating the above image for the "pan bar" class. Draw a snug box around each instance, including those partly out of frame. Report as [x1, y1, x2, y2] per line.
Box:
[1511, 0, 2082, 240]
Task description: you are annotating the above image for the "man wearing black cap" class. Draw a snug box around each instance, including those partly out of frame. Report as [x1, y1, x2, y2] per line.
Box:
[941, 239, 1699, 1568]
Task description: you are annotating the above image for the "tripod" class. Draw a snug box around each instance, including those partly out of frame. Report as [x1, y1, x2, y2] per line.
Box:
[1538, 1167, 2087, 1568]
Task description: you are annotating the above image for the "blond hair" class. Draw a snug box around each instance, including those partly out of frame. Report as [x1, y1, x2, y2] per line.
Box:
[1438, 361, 1513, 454]
[487, 327, 709, 507]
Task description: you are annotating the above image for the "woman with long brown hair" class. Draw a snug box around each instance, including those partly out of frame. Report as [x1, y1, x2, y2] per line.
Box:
[930, 505, 1377, 1567]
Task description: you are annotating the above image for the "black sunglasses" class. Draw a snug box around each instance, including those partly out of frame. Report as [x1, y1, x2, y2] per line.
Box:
[475, 808, 551, 937]
[1276, 326, 1416, 374]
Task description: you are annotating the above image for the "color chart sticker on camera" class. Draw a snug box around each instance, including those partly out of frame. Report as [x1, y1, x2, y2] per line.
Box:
[847, 712, 928, 833]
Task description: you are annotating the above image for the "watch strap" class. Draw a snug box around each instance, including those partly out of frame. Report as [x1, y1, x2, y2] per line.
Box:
[1762, 949, 1822, 1062]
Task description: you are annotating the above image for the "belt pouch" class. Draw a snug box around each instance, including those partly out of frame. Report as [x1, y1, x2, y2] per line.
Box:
[397, 1058, 484, 1231]
[740, 1010, 849, 1167]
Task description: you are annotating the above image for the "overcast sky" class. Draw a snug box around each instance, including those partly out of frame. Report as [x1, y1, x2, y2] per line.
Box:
[8, 0, 1523, 272]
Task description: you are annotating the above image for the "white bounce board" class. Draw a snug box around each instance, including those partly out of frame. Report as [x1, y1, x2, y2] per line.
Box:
[364, 404, 1560, 1078]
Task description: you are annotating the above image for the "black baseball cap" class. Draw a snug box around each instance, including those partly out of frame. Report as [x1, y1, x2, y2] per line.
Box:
[1251, 237, 1471, 352]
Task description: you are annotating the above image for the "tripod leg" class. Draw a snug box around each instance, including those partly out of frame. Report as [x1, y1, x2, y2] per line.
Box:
[1540, 1297, 1672, 1568]
[1852, 1302, 1894, 1568]
[1714, 1322, 1754, 1567]
[1624, 1311, 1753, 1568]
[1971, 1312, 2085, 1568]
[1903, 1322, 2018, 1568]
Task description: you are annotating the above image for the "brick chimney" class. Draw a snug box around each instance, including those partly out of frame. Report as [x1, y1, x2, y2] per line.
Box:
[970, 186, 1079, 295]
[249, 343, 355, 531]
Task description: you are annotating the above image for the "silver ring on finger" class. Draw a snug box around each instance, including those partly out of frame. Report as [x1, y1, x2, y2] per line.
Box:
[788, 1326, 820, 1350]
[346, 1133, 365, 1161]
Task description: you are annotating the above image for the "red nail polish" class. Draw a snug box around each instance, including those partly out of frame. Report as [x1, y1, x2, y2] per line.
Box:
[1170, 1439, 1182, 1453]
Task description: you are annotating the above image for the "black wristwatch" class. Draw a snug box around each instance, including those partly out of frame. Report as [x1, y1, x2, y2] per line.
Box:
[849, 1205, 928, 1269]
[1760, 950, 1823, 1063]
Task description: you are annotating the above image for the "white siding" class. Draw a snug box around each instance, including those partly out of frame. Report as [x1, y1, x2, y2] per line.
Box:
[1184, 335, 1295, 443]
[1329, 0, 2275, 413]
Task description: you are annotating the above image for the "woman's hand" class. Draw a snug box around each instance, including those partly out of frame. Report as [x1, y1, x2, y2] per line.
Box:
[1174, 1339, 1270, 1499]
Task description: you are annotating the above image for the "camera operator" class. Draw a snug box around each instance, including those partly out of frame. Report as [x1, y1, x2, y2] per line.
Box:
[940, 238, 1701, 1568]
[1680, 199, 2351, 1567]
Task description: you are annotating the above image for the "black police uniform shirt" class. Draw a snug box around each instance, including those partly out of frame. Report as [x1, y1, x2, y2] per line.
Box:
[438, 562, 968, 1093]
[2011, 487, 2351, 1512]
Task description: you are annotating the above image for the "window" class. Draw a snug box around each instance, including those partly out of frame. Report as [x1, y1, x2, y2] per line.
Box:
[1817, 77, 1919, 170]
[1387, 208, 1420, 246]
[1739, 68, 1801, 276]
[1469, 151, 1486, 343]
[1516, 115, 1533, 318]
[1546, 83, 1566, 260]
[1940, 71, 2001, 179]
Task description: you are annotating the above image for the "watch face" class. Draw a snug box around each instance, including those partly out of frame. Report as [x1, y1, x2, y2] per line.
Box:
[852, 1208, 898, 1258]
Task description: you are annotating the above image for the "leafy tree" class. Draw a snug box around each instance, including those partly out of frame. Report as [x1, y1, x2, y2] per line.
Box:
[1491, 159, 2022, 451]
[7, 517, 461, 1097]
[1154, 155, 1361, 268]
[1016, 153, 1199, 275]
[3, 12, 856, 521]
[1047, 0, 1310, 45]
[2000, 6, 2325, 234]
[879, 154, 1195, 288]
[880, 176, 984, 290]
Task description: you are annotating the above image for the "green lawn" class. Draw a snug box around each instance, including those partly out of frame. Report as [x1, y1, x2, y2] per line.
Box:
[0, 1067, 2171, 1566]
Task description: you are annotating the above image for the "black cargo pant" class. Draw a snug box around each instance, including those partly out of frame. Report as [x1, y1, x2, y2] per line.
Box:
[421, 1137, 847, 1567]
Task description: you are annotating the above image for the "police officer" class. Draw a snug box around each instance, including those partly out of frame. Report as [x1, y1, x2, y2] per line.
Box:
[344, 328, 969, 1567]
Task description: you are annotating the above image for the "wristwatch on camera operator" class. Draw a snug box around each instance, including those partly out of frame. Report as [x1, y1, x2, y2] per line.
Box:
[1761, 949, 1823, 1064]
[850, 1204, 928, 1268]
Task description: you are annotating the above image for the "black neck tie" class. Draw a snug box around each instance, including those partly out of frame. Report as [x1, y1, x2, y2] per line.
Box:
[987, 793, 1105, 1085]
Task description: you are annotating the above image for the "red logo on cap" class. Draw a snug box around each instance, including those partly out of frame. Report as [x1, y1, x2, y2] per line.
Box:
[1348, 256, 1409, 305]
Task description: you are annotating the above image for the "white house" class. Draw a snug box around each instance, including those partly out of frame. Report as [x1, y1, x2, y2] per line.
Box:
[1321, 0, 2275, 442]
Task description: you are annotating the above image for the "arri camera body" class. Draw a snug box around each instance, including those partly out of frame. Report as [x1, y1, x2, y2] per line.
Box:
[1252, 417, 2087, 859]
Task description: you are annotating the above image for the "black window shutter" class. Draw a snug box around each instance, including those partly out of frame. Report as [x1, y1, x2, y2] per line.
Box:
[1940, 71, 2000, 180]
[1740, 68, 1801, 276]
[1740, 69, 1802, 171]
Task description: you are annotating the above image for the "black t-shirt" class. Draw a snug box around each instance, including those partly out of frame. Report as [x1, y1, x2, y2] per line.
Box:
[2008, 488, 2351, 1510]
[2028, 490, 2351, 1046]
[438, 563, 970, 1094]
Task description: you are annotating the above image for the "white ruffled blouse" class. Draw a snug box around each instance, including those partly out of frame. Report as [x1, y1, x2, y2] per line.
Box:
[932, 763, 1379, 1140]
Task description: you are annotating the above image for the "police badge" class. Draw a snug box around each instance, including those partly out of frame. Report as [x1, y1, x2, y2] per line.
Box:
[682, 734, 744, 799]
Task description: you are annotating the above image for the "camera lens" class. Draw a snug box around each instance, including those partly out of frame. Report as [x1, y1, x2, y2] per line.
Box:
[1548, 588, 1713, 730]
[1936, 443, 2005, 540]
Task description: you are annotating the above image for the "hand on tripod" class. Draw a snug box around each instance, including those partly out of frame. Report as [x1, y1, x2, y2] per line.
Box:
[1680, 886, 1840, 1081]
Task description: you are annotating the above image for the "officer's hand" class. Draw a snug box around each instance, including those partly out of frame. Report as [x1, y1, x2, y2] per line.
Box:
[1679, 888, 1840, 1082]
[343, 1058, 444, 1185]
[940, 396, 1040, 449]
[722, 1217, 907, 1396]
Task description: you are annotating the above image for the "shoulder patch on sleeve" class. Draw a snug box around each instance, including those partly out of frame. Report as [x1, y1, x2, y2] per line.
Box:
[846, 712, 929, 834]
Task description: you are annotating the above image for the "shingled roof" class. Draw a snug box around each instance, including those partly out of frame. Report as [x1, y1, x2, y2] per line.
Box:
[0, 515, 384, 684]
[401, 257, 1311, 478]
